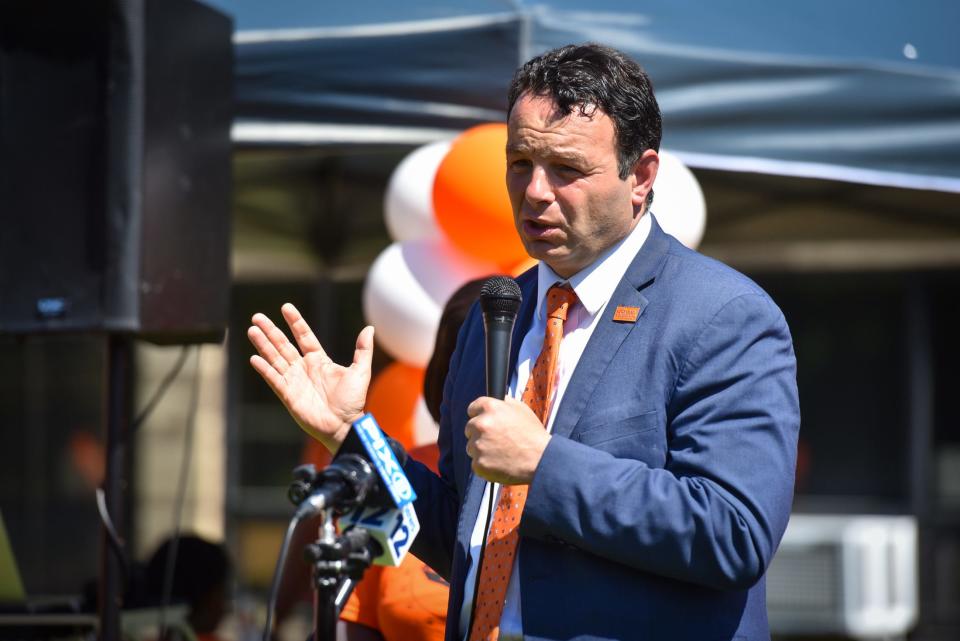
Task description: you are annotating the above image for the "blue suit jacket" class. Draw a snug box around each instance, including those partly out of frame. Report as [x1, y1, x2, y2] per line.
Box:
[404, 216, 800, 641]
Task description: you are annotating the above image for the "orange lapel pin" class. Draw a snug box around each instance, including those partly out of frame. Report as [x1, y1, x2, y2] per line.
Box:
[612, 305, 640, 323]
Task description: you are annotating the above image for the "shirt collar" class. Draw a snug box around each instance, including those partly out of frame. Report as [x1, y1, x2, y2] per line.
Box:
[535, 213, 652, 320]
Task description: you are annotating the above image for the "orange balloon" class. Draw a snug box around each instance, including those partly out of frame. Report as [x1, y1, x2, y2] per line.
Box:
[365, 362, 426, 451]
[433, 124, 528, 268]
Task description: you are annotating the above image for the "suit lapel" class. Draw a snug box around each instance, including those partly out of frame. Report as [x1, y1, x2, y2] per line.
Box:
[550, 215, 672, 440]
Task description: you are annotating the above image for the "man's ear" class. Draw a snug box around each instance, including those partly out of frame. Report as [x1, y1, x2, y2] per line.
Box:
[630, 149, 659, 210]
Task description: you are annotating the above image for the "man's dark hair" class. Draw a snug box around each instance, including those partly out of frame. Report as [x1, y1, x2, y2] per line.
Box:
[508, 43, 662, 203]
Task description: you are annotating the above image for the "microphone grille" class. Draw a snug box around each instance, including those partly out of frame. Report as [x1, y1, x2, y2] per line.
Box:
[480, 276, 522, 315]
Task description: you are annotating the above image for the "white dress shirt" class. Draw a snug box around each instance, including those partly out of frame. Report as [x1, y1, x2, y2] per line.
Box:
[459, 213, 652, 640]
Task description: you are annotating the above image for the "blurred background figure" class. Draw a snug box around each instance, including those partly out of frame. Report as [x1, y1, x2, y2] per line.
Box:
[144, 535, 233, 641]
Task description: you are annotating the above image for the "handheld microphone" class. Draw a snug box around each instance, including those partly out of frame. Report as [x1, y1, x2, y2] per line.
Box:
[290, 414, 420, 566]
[480, 276, 522, 399]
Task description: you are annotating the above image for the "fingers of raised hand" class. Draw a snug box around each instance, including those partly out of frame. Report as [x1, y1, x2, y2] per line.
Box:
[281, 303, 326, 357]
[249, 353, 286, 396]
[352, 326, 375, 369]
[251, 312, 305, 371]
[247, 322, 288, 374]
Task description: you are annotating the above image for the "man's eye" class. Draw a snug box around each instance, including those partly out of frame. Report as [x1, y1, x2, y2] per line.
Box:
[557, 164, 582, 176]
[509, 160, 532, 172]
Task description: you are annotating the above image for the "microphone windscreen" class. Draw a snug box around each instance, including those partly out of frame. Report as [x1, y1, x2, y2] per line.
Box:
[480, 276, 522, 315]
[386, 436, 408, 466]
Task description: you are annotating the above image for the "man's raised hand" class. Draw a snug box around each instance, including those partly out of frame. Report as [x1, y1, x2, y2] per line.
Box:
[247, 303, 374, 452]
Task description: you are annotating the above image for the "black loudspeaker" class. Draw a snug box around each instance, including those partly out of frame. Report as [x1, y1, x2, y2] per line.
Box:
[0, 0, 232, 343]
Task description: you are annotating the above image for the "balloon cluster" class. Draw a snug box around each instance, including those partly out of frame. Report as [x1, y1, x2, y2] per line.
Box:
[362, 124, 524, 448]
[362, 123, 706, 448]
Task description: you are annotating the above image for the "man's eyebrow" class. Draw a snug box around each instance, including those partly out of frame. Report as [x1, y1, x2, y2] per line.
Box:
[552, 150, 589, 165]
[505, 143, 589, 165]
[505, 142, 529, 155]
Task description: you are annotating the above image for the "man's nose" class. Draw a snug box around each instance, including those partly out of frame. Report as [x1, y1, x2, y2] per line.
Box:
[525, 165, 554, 204]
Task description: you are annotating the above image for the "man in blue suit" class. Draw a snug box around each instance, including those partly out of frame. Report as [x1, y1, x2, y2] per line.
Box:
[249, 44, 799, 641]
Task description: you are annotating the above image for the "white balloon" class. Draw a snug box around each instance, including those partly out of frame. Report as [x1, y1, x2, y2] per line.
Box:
[383, 140, 452, 242]
[412, 395, 439, 447]
[363, 238, 496, 367]
[651, 149, 707, 249]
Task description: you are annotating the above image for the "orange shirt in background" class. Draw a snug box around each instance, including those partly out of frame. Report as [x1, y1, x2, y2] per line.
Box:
[340, 554, 448, 641]
[302, 437, 448, 641]
[339, 443, 447, 641]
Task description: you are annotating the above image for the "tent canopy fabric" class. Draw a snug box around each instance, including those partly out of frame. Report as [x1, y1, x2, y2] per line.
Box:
[205, 0, 960, 192]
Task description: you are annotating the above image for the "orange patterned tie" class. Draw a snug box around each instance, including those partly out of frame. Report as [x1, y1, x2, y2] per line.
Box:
[468, 284, 577, 641]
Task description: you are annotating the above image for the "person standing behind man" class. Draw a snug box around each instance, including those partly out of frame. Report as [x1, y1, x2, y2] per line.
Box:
[248, 43, 800, 641]
[337, 278, 486, 641]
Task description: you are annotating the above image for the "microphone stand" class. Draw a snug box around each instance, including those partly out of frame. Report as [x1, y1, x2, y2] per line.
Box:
[309, 508, 340, 641]
[288, 467, 380, 641]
